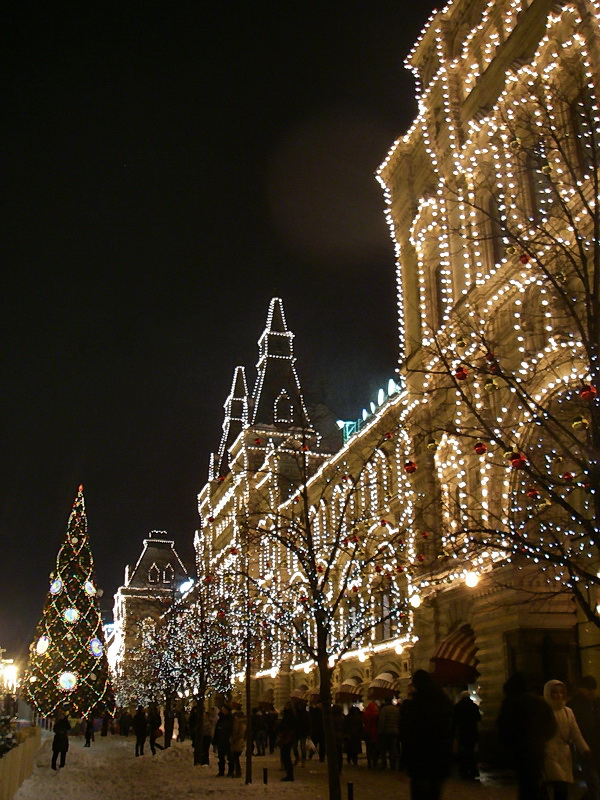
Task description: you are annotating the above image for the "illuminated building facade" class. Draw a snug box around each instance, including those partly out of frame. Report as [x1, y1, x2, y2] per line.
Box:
[113, 0, 599, 736]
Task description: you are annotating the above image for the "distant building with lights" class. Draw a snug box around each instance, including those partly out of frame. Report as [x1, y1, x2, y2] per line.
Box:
[108, 531, 190, 674]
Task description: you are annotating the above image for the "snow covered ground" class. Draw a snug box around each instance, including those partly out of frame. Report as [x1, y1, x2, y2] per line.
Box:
[14, 730, 520, 800]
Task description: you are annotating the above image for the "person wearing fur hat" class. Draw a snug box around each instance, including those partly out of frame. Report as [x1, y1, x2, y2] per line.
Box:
[543, 679, 590, 800]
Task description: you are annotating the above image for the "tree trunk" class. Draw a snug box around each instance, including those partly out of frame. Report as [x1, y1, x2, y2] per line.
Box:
[317, 638, 341, 800]
[245, 636, 253, 784]
[164, 693, 174, 748]
[193, 696, 205, 766]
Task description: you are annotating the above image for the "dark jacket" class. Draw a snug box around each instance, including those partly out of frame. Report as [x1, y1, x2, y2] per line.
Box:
[133, 709, 148, 737]
[213, 710, 234, 750]
[52, 716, 71, 752]
[497, 672, 557, 772]
[402, 671, 453, 779]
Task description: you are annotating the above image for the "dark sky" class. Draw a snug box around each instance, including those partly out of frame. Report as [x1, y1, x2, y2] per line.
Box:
[1, 1, 440, 658]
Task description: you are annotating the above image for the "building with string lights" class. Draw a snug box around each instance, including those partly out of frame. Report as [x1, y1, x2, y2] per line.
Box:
[113, 0, 599, 738]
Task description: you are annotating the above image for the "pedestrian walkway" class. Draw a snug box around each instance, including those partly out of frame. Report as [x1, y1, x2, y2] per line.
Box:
[13, 730, 586, 800]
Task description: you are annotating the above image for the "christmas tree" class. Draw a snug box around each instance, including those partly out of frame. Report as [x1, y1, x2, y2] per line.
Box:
[23, 486, 115, 717]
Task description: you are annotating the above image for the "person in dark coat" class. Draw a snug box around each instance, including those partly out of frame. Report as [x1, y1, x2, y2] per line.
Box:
[292, 699, 310, 766]
[568, 675, 600, 800]
[278, 701, 297, 781]
[497, 671, 557, 800]
[309, 702, 325, 762]
[452, 690, 481, 779]
[401, 670, 453, 800]
[133, 706, 148, 757]
[119, 709, 132, 737]
[148, 703, 164, 754]
[252, 708, 267, 756]
[84, 714, 94, 747]
[101, 709, 111, 736]
[344, 705, 363, 766]
[51, 710, 71, 769]
[177, 705, 188, 742]
[213, 705, 233, 776]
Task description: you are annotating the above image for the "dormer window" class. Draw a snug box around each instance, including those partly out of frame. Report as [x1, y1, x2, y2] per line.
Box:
[274, 391, 293, 424]
[148, 564, 160, 583]
[163, 564, 174, 584]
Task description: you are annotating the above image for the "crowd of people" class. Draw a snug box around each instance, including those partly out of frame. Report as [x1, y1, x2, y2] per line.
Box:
[49, 671, 600, 800]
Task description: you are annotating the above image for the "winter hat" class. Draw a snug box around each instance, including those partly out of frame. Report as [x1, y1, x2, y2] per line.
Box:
[544, 680, 566, 710]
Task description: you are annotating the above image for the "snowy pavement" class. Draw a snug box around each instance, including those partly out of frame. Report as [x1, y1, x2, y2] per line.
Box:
[14, 730, 524, 800]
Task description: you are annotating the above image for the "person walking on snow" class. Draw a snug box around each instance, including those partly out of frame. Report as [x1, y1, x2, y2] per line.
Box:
[133, 706, 148, 757]
[51, 709, 71, 770]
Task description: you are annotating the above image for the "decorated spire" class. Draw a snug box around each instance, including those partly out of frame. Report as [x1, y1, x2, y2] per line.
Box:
[213, 366, 249, 478]
[22, 487, 115, 717]
[251, 297, 312, 431]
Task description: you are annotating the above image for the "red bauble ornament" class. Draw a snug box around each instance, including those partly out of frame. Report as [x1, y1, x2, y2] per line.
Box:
[455, 366, 468, 381]
[396, 566, 404, 573]
[342, 474, 350, 482]
[207, 516, 215, 523]
[380, 519, 388, 526]
[375, 565, 382, 573]
[217, 475, 225, 482]
[422, 531, 430, 539]
[526, 486, 540, 499]
[417, 554, 425, 562]
[580, 385, 597, 401]
[317, 565, 324, 573]
[404, 460, 417, 474]
[509, 452, 528, 469]
[485, 352, 495, 362]
[352, 586, 359, 593]
[561, 472, 574, 483]
[384, 432, 393, 440]
[217, 610, 225, 618]
[302, 444, 310, 451]
[229, 547, 238, 555]
[254, 437, 262, 445]
[474, 442, 488, 455]
[489, 362, 501, 375]
[204, 575, 214, 583]
[519, 253, 530, 264]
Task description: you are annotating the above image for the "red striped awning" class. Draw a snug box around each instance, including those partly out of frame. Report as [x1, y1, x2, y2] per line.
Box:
[430, 624, 479, 686]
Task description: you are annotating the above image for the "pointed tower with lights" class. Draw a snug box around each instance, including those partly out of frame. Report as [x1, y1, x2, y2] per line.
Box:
[210, 366, 250, 481]
[250, 297, 313, 432]
[23, 487, 115, 718]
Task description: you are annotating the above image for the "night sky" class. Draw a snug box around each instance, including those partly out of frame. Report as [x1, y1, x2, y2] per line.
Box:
[1, 1, 440, 659]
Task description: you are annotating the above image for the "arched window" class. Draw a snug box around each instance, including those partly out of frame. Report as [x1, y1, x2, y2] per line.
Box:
[148, 564, 160, 583]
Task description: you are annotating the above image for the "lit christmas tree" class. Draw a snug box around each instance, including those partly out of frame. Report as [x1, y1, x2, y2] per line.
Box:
[23, 486, 115, 717]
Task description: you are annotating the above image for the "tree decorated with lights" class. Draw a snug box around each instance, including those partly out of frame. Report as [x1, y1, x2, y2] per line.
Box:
[113, 570, 233, 761]
[197, 297, 427, 800]
[23, 487, 115, 717]
[383, 6, 600, 626]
